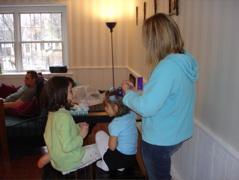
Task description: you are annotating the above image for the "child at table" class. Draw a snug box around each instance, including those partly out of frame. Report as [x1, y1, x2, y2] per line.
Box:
[95, 87, 139, 171]
[37, 76, 101, 174]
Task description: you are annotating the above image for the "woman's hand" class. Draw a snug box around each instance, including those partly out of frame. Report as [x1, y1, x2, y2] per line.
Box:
[121, 80, 136, 94]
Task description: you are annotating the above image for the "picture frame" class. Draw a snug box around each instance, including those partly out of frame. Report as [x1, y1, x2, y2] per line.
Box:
[169, 0, 179, 16]
[136, 6, 138, 26]
[144, 2, 146, 20]
[154, 0, 157, 14]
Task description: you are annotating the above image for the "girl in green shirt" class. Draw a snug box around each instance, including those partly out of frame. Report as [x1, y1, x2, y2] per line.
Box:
[37, 76, 101, 174]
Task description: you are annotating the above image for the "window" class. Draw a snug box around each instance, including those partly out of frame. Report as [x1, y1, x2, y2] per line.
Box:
[0, 5, 67, 72]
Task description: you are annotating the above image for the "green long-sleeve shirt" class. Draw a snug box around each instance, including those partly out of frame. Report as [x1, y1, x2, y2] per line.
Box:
[44, 109, 85, 172]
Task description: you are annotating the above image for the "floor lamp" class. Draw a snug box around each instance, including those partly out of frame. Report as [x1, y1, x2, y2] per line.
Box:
[106, 22, 116, 88]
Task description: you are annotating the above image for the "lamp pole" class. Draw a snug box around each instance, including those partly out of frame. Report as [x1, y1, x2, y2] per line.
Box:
[106, 22, 116, 88]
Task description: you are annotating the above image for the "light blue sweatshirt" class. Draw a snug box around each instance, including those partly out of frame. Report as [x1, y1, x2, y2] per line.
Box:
[123, 50, 198, 146]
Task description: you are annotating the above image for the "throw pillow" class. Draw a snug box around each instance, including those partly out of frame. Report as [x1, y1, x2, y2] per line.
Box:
[0, 83, 21, 99]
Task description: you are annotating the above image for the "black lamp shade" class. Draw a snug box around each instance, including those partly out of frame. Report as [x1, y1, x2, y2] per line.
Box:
[106, 22, 116, 32]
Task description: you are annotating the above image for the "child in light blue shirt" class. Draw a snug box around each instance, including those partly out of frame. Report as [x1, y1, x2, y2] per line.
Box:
[95, 87, 139, 171]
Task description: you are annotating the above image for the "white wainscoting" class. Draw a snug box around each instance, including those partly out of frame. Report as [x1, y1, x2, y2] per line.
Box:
[0, 67, 130, 90]
[171, 119, 239, 180]
[0, 72, 73, 87]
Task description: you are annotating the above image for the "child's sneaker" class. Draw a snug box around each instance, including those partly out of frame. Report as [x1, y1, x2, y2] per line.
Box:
[117, 168, 125, 171]
[96, 160, 109, 172]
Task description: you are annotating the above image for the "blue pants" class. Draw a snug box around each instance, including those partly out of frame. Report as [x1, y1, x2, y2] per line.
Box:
[141, 140, 182, 180]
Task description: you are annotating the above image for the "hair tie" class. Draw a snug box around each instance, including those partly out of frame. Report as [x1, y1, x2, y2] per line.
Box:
[109, 87, 115, 92]
[117, 87, 124, 95]
[108, 87, 124, 102]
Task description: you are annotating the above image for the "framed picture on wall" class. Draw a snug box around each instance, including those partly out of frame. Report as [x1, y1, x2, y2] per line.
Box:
[169, 0, 179, 16]
[144, 2, 147, 20]
[136, 6, 138, 26]
[154, 0, 157, 14]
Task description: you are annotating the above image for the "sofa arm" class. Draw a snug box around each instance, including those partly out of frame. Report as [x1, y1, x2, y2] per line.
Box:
[0, 98, 9, 162]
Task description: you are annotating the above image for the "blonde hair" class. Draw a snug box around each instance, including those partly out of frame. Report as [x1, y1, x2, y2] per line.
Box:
[142, 13, 184, 65]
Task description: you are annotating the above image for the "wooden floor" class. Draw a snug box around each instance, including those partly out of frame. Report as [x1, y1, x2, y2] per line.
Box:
[0, 146, 46, 180]
[0, 146, 146, 180]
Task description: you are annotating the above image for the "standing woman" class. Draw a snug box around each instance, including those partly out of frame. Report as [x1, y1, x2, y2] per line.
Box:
[121, 13, 198, 180]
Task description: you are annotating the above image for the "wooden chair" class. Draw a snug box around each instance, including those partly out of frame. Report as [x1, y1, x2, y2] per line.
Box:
[0, 98, 9, 162]
[42, 163, 94, 180]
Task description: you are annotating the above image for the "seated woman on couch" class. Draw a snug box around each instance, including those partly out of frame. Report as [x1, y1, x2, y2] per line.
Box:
[4, 70, 38, 109]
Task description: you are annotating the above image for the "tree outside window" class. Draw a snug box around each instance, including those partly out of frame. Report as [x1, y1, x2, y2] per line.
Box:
[0, 6, 67, 73]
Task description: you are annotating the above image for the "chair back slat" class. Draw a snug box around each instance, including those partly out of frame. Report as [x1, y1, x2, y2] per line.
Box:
[0, 98, 9, 162]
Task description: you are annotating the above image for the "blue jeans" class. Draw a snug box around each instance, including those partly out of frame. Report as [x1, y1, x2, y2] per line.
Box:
[141, 140, 182, 180]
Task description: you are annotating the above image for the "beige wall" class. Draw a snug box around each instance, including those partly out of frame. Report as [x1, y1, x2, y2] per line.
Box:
[174, 0, 239, 153]
[67, 0, 134, 68]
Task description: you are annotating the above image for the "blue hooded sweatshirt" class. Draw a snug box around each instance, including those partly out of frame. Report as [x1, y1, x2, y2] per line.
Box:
[123, 50, 198, 146]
